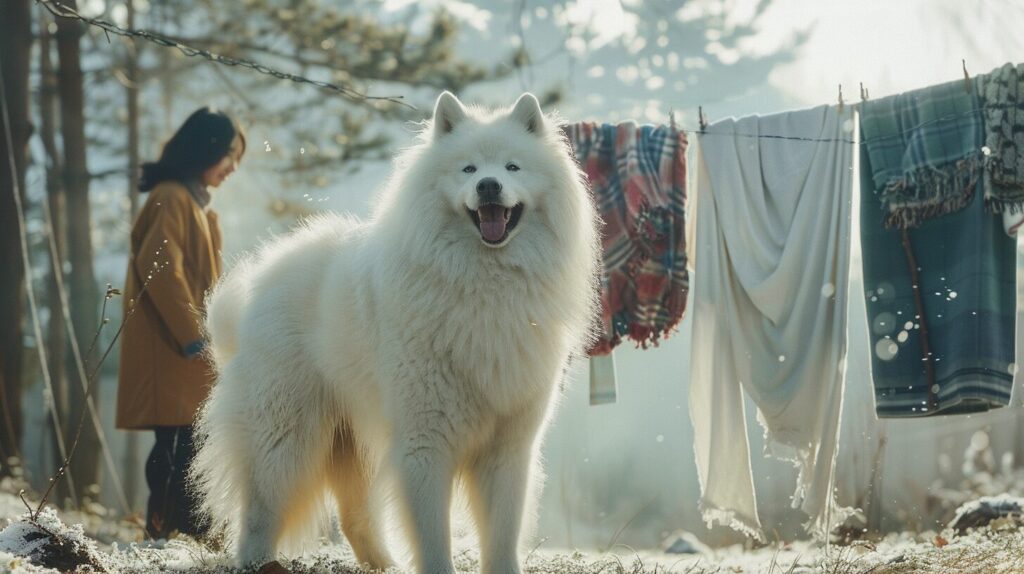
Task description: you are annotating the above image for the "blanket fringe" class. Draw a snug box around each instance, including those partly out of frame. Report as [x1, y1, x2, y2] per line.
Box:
[984, 195, 1024, 214]
[881, 152, 983, 229]
[589, 291, 687, 355]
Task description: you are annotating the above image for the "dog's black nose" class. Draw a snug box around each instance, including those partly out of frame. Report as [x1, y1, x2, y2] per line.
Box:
[476, 177, 502, 204]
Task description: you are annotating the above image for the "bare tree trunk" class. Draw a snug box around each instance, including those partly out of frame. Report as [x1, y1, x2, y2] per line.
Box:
[121, 0, 143, 507]
[0, 0, 32, 475]
[39, 11, 74, 501]
[126, 0, 140, 218]
[159, 44, 174, 135]
[55, 0, 102, 501]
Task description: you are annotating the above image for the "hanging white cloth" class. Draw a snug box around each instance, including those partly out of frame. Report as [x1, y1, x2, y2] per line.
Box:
[589, 353, 618, 405]
[689, 105, 856, 540]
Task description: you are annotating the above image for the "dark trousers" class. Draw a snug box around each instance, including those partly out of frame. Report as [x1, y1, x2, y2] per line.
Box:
[145, 426, 209, 539]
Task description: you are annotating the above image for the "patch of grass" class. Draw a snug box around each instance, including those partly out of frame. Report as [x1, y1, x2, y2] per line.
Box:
[116, 531, 1024, 574]
[4, 487, 1024, 574]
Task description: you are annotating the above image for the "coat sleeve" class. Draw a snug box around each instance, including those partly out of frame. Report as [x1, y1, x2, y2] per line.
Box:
[133, 189, 204, 354]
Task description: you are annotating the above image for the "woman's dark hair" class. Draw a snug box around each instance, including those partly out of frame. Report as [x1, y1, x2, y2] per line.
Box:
[139, 107, 246, 192]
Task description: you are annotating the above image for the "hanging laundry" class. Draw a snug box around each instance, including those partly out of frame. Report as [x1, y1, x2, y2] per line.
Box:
[564, 122, 689, 355]
[588, 353, 618, 405]
[565, 122, 688, 405]
[980, 63, 1024, 209]
[860, 77, 984, 229]
[978, 62, 1024, 410]
[689, 105, 856, 541]
[860, 79, 1017, 418]
[979, 63, 1024, 236]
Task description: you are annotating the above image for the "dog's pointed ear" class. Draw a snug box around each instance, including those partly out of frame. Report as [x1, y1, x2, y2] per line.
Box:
[432, 91, 467, 139]
[510, 93, 545, 135]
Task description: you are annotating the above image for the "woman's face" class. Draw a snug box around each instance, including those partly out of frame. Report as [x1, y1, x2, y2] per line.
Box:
[201, 134, 243, 188]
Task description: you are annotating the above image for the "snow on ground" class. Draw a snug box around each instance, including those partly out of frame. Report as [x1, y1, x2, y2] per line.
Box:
[2, 477, 1023, 573]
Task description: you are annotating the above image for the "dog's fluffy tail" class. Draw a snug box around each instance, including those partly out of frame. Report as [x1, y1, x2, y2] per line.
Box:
[193, 244, 335, 555]
[203, 255, 253, 368]
[193, 257, 254, 544]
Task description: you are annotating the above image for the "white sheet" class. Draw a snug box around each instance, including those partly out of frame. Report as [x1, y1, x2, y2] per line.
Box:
[689, 105, 856, 540]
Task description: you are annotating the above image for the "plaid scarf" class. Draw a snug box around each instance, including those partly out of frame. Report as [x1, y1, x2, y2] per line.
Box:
[980, 62, 1024, 212]
[860, 78, 985, 229]
[564, 122, 688, 355]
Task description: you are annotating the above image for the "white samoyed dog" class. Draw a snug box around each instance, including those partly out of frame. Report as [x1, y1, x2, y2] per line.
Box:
[191, 92, 601, 573]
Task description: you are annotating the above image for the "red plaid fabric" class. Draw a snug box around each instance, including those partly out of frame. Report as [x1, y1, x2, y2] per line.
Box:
[564, 122, 689, 355]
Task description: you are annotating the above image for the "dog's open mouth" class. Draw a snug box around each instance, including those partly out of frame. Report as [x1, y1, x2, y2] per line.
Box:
[468, 203, 524, 245]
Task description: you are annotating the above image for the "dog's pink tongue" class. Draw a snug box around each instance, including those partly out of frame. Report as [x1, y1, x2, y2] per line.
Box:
[478, 205, 508, 242]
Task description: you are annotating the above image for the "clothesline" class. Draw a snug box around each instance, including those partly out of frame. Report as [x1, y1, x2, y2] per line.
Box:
[673, 102, 1020, 145]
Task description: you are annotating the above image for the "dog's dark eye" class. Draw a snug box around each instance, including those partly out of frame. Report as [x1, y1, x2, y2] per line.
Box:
[506, 163, 520, 172]
[462, 165, 477, 174]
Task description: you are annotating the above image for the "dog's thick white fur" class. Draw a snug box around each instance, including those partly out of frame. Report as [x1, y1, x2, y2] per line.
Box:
[191, 92, 600, 573]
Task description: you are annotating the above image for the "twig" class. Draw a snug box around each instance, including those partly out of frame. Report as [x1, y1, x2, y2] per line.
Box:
[604, 496, 658, 552]
[34, 275, 156, 517]
[524, 536, 549, 567]
[19, 489, 33, 514]
[682, 559, 703, 573]
[80, 284, 115, 370]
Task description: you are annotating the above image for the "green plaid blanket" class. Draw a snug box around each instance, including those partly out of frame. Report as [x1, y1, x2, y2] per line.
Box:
[980, 62, 1024, 211]
[860, 78, 985, 229]
[859, 180, 1016, 418]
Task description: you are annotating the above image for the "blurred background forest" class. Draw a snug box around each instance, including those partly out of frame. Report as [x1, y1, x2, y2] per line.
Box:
[1, 0, 1023, 552]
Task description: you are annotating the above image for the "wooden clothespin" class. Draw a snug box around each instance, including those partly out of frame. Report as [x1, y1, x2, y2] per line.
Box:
[837, 84, 844, 112]
[698, 105, 707, 133]
[860, 82, 869, 102]
[962, 59, 972, 93]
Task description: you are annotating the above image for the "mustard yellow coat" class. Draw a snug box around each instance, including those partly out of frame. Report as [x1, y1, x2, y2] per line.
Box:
[116, 181, 222, 429]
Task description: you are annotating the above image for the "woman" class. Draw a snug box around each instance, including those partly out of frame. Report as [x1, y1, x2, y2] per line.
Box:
[116, 107, 245, 540]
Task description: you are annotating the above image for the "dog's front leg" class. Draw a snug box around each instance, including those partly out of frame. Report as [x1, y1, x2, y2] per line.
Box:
[467, 426, 539, 574]
[394, 432, 457, 574]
